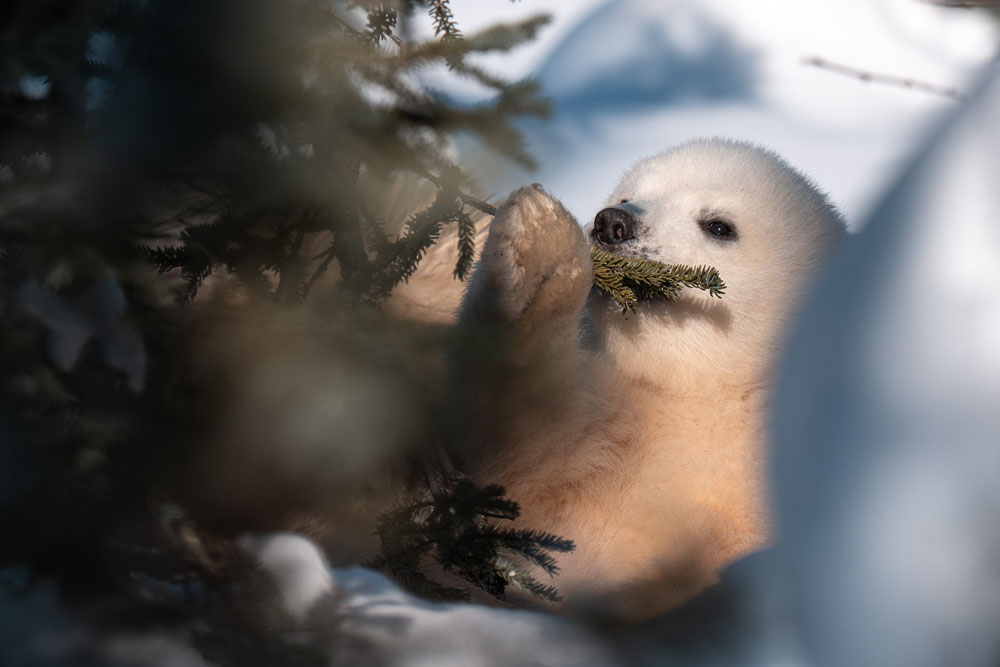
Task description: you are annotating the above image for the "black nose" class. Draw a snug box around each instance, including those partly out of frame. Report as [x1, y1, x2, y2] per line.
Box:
[592, 207, 636, 244]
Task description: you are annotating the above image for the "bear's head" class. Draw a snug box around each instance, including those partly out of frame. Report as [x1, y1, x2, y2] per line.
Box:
[585, 138, 845, 387]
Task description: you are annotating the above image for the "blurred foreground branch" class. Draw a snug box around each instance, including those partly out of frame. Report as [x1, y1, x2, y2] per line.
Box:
[0, 2, 577, 647]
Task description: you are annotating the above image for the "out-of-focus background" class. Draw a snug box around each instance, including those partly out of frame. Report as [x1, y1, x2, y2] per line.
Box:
[418, 0, 997, 226]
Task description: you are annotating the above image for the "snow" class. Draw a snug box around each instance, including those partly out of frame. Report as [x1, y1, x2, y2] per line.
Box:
[421, 0, 998, 226]
[769, 60, 1000, 667]
[238, 534, 334, 623]
[0, 580, 215, 667]
[240, 533, 620, 666]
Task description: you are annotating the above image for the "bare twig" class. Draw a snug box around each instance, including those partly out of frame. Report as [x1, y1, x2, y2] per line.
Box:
[802, 56, 966, 101]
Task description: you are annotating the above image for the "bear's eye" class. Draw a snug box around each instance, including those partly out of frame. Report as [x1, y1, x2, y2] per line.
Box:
[620, 198, 630, 204]
[702, 219, 736, 240]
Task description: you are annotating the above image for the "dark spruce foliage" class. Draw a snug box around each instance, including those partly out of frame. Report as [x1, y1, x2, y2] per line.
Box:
[0, 0, 574, 625]
[369, 478, 575, 603]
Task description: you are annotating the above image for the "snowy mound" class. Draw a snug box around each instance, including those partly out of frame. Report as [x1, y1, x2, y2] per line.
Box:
[772, 62, 1000, 667]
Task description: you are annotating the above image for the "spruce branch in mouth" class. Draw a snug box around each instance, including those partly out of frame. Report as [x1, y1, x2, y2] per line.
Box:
[591, 246, 726, 313]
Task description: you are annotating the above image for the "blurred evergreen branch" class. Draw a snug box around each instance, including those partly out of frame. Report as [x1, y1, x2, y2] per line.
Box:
[0, 0, 568, 611]
[1, 0, 552, 306]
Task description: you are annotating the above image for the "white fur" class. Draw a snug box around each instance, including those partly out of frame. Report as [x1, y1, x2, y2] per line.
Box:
[589, 138, 845, 385]
[459, 138, 845, 619]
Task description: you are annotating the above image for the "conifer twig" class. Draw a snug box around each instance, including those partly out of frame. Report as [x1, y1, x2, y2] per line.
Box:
[453, 211, 476, 280]
[428, 1, 462, 42]
[366, 8, 403, 47]
[369, 478, 574, 603]
[591, 246, 726, 313]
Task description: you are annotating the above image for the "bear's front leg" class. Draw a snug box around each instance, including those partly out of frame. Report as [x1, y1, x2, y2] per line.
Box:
[459, 184, 592, 351]
[454, 184, 598, 510]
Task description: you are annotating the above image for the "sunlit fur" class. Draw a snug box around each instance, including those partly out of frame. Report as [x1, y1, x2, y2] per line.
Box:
[458, 139, 845, 619]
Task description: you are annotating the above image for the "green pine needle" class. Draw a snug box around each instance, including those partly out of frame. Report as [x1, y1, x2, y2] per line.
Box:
[591, 246, 726, 313]
[453, 210, 476, 280]
[490, 554, 563, 603]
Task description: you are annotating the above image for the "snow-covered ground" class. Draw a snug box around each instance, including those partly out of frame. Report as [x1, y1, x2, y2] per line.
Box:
[414, 0, 997, 226]
[770, 59, 1000, 667]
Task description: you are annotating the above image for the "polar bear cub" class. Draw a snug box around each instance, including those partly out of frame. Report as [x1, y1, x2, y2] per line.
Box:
[457, 138, 845, 618]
